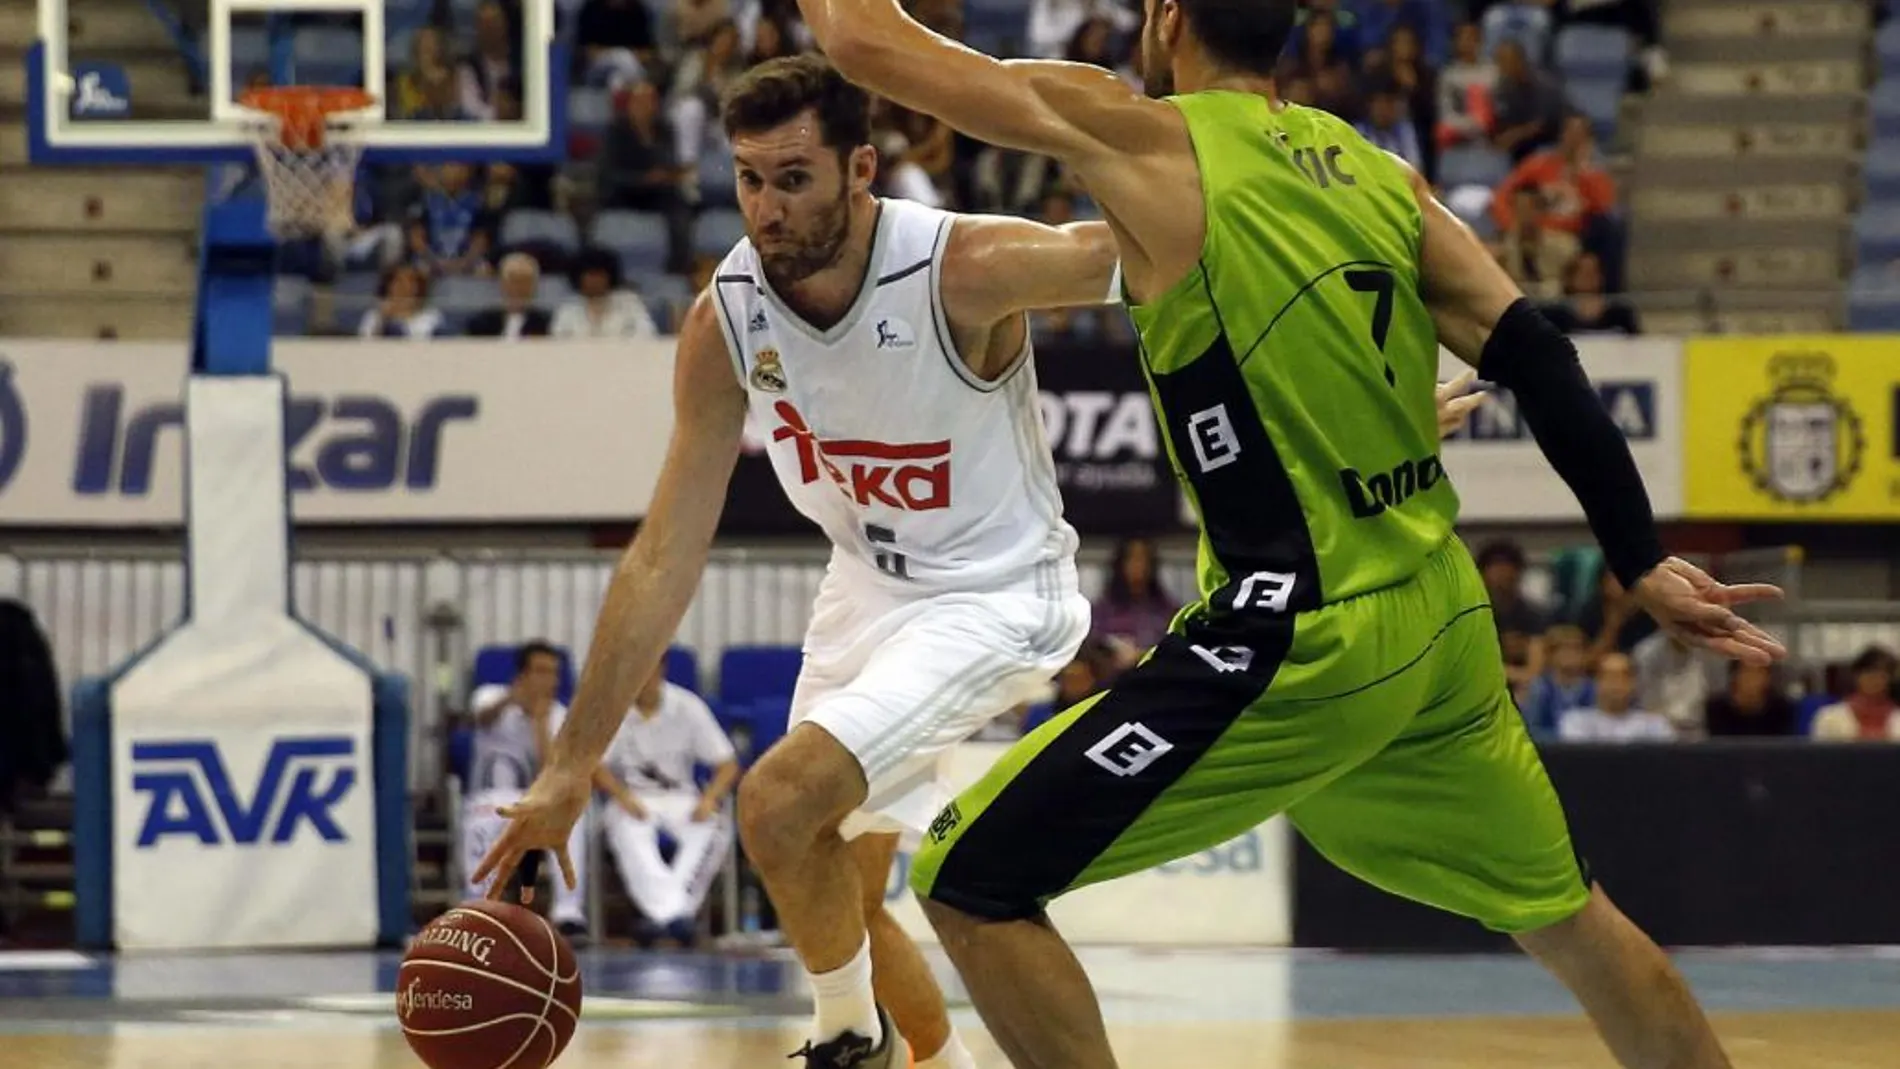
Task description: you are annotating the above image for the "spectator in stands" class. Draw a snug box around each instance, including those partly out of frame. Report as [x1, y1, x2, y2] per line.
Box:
[1350, 0, 1446, 65]
[1631, 631, 1715, 737]
[1026, 0, 1135, 61]
[1564, 0, 1667, 86]
[1368, 23, 1439, 178]
[552, 247, 661, 338]
[1521, 624, 1595, 739]
[1066, 16, 1133, 84]
[458, 1, 522, 123]
[882, 104, 955, 201]
[1490, 38, 1565, 161]
[1495, 186, 1578, 300]
[462, 641, 590, 940]
[1543, 253, 1641, 335]
[1290, 0, 1364, 64]
[872, 124, 946, 208]
[599, 77, 691, 271]
[669, 20, 748, 185]
[675, 0, 732, 58]
[1558, 652, 1674, 742]
[1090, 536, 1177, 666]
[747, 15, 799, 64]
[1810, 646, 1900, 741]
[1281, 11, 1361, 119]
[468, 253, 552, 338]
[1356, 84, 1425, 173]
[393, 27, 463, 121]
[407, 163, 496, 277]
[1493, 114, 1615, 237]
[594, 662, 738, 948]
[1435, 21, 1497, 152]
[357, 263, 444, 339]
[1702, 661, 1796, 738]
[1053, 637, 1122, 712]
[574, 0, 656, 88]
[1476, 538, 1549, 692]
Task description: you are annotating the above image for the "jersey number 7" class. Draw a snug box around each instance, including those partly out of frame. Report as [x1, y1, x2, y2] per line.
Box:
[1344, 268, 1396, 387]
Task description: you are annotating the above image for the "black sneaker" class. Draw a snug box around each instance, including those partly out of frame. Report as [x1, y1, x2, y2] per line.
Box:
[556, 920, 590, 948]
[787, 1006, 906, 1069]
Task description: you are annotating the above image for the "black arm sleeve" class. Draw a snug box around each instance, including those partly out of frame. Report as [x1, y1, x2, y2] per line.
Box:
[1478, 298, 1666, 590]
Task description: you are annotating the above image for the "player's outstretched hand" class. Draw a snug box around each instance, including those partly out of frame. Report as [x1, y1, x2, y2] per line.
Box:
[1435, 369, 1484, 440]
[1631, 557, 1787, 665]
[471, 768, 589, 903]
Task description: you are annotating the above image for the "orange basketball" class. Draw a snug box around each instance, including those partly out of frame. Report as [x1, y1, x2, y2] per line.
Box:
[397, 901, 583, 1069]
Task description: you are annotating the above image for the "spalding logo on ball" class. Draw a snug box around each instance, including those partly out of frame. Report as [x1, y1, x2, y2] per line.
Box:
[398, 901, 584, 1069]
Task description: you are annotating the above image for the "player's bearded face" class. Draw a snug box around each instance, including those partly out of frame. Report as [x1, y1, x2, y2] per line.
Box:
[752, 165, 852, 288]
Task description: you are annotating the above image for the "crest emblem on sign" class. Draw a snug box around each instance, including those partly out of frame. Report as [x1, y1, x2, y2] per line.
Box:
[750, 348, 787, 393]
[1737, 351, 1864, 504]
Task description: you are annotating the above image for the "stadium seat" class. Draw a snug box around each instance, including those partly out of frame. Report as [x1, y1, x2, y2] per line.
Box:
[666, 645, 700, 693]
[696, 149, 739, 206]
[1853, 205, 1900, 265]
[594, 210, 671, 272]
[1864, 141, 1900, 203]
[1566, 78, 1622, 140]
[1879, 18, 1900, 72]
[1436, 144, 1511, 189]
[1554, 24, 1631, 81]
[228, 26, 269, 73]
[433, 274, 502, 313]
[632, 271, 692, 326]
[501, 209, 581, 253]
[717, 696, 791, 766]
[292, 27, 363, 86]
[1872, 80, 1900, 141]
[1847, 266, 1900, 331]
[693, 208, 749, 260]
[718, 645, 804, 706]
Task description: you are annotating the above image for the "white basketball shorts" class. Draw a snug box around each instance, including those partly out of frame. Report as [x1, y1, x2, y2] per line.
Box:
[790, 556, 1089, 845]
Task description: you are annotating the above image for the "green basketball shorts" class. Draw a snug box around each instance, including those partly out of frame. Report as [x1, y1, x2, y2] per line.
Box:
[910, 536, 1592, 935]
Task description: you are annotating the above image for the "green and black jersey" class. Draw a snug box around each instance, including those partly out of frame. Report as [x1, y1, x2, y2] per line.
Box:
[1129, 91, 1457, 616]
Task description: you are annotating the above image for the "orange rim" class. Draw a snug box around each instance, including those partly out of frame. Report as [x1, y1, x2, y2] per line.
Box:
[238, 86, 376, 151]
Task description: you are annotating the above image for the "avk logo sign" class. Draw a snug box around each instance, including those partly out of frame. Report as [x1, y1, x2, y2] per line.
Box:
[130, 737, 358, 847]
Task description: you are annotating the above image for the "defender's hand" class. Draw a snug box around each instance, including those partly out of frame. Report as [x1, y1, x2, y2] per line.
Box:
[1436, 369, 1484, 439]
[1631, 558, 1786, 665]
[471, 768, 590, 901]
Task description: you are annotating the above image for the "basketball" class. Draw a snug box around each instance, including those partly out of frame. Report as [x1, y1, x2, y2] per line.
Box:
[397, 901, 583, 1069]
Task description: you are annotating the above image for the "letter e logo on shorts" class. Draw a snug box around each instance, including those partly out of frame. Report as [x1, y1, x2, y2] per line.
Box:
[1187, 404, 1241, 473]
[1084, 722, 1174, 777]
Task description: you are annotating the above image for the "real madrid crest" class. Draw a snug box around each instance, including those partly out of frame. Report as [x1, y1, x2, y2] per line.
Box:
[750, 348, 787, 393]
[1737, 351, 1864, 504]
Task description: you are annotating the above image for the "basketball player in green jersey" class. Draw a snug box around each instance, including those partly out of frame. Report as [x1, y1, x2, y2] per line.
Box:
[790, 1, 1789, 1068]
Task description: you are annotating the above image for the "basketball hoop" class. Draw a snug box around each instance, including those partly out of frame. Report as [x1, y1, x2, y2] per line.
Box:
[237, 87, 377, 238]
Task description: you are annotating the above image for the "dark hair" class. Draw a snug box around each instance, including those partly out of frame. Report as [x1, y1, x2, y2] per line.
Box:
[1474, 539, 1527, 573]
[1105, 535, 1170, 606]
[1849, 645, 1898, 676]
[515, 640, 560, 674]
[719, 54, 871, 158]
[568, 244, 623, 291]
[1173, 0, 1299, 76]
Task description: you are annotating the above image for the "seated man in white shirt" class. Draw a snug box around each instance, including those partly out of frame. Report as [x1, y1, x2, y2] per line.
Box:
[1558, 651, 1676, 743]
[595, 663, 741, 946]
[461, 641, 591, 938]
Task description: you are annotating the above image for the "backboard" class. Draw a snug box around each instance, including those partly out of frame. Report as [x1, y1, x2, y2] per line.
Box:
[28, 0, 566, 164]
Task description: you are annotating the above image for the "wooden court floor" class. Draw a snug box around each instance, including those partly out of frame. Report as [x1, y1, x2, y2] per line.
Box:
[13, 1010, 1900, 1069]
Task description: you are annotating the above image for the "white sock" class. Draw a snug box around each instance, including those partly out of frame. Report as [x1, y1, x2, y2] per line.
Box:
[807, 937, 882, 1046]
[917, 1030, 977, 1069]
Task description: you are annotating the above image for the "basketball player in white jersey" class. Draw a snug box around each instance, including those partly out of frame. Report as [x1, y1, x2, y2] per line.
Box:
[474, 55, 1485, 1069]
[460, 641, 590, 939]
[594, 665, 740, 947]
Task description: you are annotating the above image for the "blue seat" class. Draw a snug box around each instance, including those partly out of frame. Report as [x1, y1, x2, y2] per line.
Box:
[696, 149, 738, 206]
[666, 646, 700, 693]
[500, 209, 581, 252]
[1879, 18, 1900, 71]
[1437, 144, 1511, 188]
[1873, 80, 1900, 140]
[1566, 78, 1623, 138]
[433, 274, 501, 313]
[1847, 266, 1900, 331]
[630, 270, 691, 314]
[228, 26, 269, 74]
[718, 645, 804, 706]
[1866, 142, 1900, 202]
[1854, 205, 1900, 265]
[693, 208, 749, 260]
[1554, 24, 1631, 81]
[593, 210, 671, 272]
[717, 696, 791, 766]
[293, 27, 363, 85]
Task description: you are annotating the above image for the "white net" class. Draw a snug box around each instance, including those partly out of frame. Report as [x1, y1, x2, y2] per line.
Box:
[240, 102, 370, 239]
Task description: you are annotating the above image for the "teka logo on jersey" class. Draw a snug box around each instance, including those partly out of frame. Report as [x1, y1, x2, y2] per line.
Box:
[130, 737, 357, 847]
[769, 400, 951, 510]
[71, 387, 478, 496]
[0, 361, 26, 493]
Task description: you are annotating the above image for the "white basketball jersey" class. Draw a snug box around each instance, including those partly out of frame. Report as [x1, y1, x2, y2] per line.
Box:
[466, 684, 568, 792]
[603, 682, 736, 796]
[711, 198, 1077, 594]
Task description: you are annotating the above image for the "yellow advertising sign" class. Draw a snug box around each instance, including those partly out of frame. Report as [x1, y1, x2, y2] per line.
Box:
[1684, 336, 1899, 519]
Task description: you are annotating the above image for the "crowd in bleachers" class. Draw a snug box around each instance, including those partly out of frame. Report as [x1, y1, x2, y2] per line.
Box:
[263, 0, 1660, 339]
